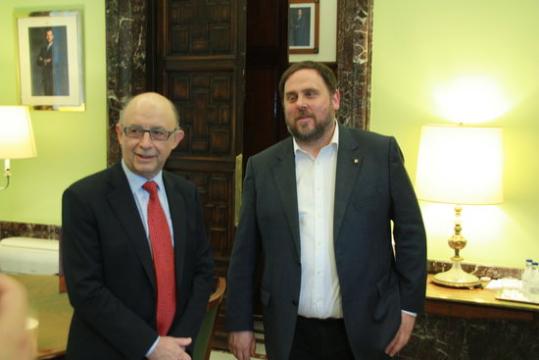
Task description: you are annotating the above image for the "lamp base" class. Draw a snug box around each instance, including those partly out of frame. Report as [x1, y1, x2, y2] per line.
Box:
[432, 256, 480, 288]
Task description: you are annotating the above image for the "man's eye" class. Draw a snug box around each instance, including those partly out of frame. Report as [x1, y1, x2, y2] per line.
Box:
[128, 127, 143, 135]
[151, 129, 167, 137]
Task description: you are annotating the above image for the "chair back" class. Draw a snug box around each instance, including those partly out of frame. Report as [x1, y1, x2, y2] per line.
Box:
[193, 277, 226, 360]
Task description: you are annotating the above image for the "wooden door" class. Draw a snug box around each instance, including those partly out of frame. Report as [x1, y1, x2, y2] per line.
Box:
[149, 0, 246, 279]
[148, 0, 288, 350]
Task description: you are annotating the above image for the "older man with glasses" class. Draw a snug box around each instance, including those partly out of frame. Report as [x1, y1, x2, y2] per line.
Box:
[62, 92, 214, 360]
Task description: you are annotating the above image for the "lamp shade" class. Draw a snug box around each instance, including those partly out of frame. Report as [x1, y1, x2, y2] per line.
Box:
[0, 106, 37, 159]
[415, 124, 503, 205]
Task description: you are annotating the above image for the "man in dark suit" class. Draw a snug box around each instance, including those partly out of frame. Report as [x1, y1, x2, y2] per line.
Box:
[36, 28, 54, 95]
[226, 62, 426, 360]
[62, 92, 214, 359]
[289, 8, 310, 46]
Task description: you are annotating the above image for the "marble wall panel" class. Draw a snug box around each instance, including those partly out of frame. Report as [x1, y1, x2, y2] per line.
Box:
[336, 0, 373, 130]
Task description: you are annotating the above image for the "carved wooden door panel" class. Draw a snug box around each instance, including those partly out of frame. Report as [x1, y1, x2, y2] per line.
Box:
[150, 0, 246, 279]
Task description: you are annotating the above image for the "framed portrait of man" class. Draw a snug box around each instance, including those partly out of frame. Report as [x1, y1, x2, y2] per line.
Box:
[288, 0, 319, 54]
[17, 11, 84, 108]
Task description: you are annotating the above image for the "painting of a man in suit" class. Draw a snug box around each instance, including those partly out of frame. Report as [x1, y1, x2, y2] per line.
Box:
[289, 7, 311, 47]
[31, 26, 69, 96]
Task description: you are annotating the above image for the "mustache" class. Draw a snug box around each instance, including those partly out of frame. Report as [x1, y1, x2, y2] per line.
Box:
[295, 110, 315, 121]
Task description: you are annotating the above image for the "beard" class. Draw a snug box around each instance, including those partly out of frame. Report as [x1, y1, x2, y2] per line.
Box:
[287, 110, 335, 144]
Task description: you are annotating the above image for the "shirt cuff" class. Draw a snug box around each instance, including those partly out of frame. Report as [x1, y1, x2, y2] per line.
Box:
[401, 310, 417, 317]
[146, 336, 160, 357]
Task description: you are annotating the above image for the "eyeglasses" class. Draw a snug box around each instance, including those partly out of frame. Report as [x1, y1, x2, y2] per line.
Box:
[122, 125, 177, 141]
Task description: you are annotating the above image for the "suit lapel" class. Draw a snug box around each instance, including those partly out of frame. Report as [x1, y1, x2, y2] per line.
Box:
[334, 125, 364, 241]
[272, 139, 301, 261]
[106, 164, 156, 289]
[163, 173, 187, 289]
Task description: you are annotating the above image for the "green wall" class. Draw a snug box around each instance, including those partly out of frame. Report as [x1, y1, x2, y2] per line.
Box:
[2, 0, 537, 268]
[0, 0, 107, 225]
[371, 0, 539, 268]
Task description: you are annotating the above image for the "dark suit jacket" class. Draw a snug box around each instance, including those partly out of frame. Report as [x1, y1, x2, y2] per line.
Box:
[62, 163, 214, 359]
[226, 125, 427, 360]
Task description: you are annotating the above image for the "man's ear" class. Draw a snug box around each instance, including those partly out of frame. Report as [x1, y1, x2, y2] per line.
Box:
[171, 129, 184, 149]
[332, 89, 341, 111]
[115, 123, 123, 144]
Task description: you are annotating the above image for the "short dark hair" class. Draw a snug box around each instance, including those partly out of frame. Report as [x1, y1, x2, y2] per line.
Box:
[278, 61, 338, 100]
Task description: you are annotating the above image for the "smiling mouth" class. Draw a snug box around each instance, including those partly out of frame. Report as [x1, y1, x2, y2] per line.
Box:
[136, 153, 155, 160]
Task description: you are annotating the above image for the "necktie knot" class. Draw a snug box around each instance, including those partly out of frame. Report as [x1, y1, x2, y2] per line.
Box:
[143, 181, 158, 198]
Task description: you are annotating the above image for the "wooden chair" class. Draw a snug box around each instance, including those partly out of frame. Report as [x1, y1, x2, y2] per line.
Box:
[193, 277, 226, 360]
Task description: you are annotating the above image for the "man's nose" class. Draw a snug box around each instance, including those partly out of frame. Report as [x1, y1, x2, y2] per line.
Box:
[138, 131, 153, 147]
[296, 96, 307, 110]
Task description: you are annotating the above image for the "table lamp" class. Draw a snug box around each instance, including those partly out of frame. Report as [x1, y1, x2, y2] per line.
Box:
[0, 106, 37, 191]
[415, 124, 503, 287]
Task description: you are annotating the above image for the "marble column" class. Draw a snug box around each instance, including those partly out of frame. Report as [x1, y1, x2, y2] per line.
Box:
[336, 0, 374, 130]
[106, 0, 149, 165]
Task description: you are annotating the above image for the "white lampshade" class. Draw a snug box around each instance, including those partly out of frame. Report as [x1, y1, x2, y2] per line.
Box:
[415, 124, 503, 205]
[0, 106, 37, 159]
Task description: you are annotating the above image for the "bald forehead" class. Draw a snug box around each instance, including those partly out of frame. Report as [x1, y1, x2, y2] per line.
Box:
[121, 92, 179, 127]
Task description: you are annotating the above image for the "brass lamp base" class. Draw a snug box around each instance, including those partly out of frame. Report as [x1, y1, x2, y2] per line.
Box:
[432, 256, 480, 288]
[432, 205, 480, 288]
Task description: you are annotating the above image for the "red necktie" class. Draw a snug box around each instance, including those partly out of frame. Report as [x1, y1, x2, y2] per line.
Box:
[143, 181, 176, 335]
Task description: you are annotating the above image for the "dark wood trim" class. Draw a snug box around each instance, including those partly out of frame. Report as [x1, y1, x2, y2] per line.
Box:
[426, 299, 536, 322]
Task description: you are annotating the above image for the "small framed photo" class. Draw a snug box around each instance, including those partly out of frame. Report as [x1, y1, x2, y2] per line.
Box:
[17, 11, 84, 107]
[288, 0, 319, 54]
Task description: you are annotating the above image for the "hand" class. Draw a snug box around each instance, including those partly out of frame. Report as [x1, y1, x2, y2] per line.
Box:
[384, 312, 416, 357]
[148, 336, 192, 360]
[0, 274, 35, 360]
[228, 331, 255, 360]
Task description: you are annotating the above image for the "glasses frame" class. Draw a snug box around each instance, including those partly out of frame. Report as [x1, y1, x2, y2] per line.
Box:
[122, 125, 178, 141]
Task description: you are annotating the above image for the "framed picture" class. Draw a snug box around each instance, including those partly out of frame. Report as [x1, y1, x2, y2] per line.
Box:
[17, 11, 84, 107]
[288, 0, 319, 54]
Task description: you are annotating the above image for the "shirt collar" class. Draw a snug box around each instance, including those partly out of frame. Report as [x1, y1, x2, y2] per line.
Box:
[293, 120, 339, 154]
[121, 160, 165, 192]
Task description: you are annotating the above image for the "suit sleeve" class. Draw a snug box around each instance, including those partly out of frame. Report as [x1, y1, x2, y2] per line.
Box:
[170, 189, 214, 342]
[62, 187, 158, 358]
[225, 157, 259, 331]
[388, 137, 427, 314]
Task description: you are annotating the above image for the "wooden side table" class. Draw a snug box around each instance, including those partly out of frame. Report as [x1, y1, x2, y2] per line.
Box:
[426, 274, 539, 321]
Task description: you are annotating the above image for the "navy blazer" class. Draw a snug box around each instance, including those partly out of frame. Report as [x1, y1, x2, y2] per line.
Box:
[62, 163, 214, 359]
[226, 125, 427, 359]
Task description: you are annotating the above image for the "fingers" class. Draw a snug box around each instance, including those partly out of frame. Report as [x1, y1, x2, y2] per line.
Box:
[250, 335, 256, 355]
[229, 331, 255, 360]
[174, 337, 192, 347]
[0, 275, 31, 360]
[385, 313, 416, 357]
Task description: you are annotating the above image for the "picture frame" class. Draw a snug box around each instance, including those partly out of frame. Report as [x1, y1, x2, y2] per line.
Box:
[17, 11, 84, 108]
[288, 0, 319, 54]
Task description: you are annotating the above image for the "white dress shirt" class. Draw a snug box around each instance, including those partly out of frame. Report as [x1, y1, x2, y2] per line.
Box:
[295, 122, 343, 319]
[121, 160, 174, 245]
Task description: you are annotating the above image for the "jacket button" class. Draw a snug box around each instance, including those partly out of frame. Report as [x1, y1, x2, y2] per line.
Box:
[292, 300, 298, 306]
